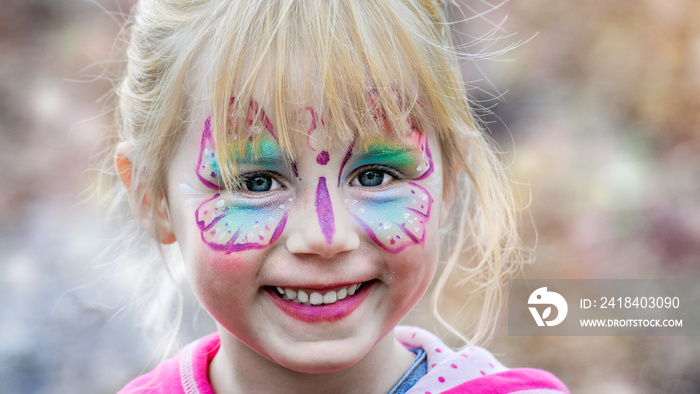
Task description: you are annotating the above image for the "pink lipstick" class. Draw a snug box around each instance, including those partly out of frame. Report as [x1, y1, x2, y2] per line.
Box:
[266, 282, 373, 323]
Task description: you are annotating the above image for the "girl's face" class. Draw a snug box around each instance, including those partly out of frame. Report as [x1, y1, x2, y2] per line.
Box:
[165, 101, 446, 372]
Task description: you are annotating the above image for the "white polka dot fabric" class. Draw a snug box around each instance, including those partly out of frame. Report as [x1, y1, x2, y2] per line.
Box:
[395, 326, 508, 394]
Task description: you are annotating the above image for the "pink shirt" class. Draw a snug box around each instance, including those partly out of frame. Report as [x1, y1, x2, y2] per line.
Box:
[118, 332, 219, 394]
[118, 327, 568, 394]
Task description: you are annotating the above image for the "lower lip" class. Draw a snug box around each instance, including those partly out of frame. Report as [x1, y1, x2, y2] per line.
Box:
[266, 283, 373, 323]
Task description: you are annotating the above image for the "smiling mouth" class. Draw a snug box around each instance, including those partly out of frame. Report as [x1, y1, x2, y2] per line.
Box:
[267, 282, 368, 306]
[265, 281, 373, 323]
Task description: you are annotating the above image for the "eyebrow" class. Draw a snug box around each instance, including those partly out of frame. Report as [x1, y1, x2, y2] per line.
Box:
[352, 141, 418, 168]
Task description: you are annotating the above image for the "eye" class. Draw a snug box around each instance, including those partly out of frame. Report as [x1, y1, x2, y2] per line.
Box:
[350, 167, 397, 187]
[242, 172, 282, 192]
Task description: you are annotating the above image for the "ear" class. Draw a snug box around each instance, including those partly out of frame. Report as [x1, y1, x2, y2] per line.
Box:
[115, 142, 177, 244]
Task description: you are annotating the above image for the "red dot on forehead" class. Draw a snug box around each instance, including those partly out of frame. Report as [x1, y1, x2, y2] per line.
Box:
[316, 151, 330, 165]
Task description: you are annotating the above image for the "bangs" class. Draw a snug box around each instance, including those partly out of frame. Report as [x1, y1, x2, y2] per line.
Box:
[197, 0, 465, 188]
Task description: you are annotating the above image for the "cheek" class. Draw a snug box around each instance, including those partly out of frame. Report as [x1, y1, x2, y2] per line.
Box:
[187, 245, 258, 314]
[346, 182, 434, 253]
[194, 246, 246, 276]
[195, 194, 290, 253]
[381, 233, 439, 322]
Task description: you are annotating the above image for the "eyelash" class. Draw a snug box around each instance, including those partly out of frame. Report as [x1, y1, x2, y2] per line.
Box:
[232, 170, 286, 193]
[224, 165, 402, 192]
[349, 164, 403, 187]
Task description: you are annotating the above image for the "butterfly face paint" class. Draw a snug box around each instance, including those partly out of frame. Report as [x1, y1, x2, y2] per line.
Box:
[194, 116, 292, 253]
[342, 132, 435, 253]
[165, 93, 444, 380]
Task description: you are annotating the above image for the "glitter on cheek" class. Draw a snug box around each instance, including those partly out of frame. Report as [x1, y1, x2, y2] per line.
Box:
[346, 182, 433, 253]
[192, 114, 291, 253]
[315, 177, 335, 244]
[195, 194, 291, 253]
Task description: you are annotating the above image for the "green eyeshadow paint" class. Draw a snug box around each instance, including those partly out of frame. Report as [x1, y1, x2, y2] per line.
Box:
[352, 141, 419, 172]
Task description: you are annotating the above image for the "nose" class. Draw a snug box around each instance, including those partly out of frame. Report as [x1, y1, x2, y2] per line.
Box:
[285, 176, 360, 258]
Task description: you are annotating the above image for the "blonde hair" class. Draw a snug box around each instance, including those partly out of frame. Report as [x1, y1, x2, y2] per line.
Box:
[110, 0, 525, 347]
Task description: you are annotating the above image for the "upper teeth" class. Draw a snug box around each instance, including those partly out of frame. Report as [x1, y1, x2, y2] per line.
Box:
[275, 283, 361, 305]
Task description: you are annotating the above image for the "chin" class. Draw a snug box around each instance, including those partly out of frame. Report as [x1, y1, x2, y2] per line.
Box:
[285, 359, 355, 374]
[269, 339, 369, 374]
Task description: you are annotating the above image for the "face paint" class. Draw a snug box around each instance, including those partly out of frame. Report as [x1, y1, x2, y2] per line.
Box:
[229, 136, 285, 167]
[337, 142, 355, 186]
[196, 194, 289, 253]
[179, 173, 207, 207]
[346, 182, 432, 253]
[341, 132, 433, 181]
[341, 132, 435, 253]
[316, 150, 330, 165]
[198, 97, 284, 189]
[196, 117, 221, 190]
[315, 177, 335, 244]
[304, 106, 317, 152]
[194, 116, 291, 253]
[302, 107, 332, 166]
[351, 142, 417, 174]
[232, 97, 277, 139]
[404, 132, 433, 180]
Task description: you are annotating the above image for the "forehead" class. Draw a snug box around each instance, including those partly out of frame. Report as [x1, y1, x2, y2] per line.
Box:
[199, 40, 431, 158]
[207, 90, 431, 160]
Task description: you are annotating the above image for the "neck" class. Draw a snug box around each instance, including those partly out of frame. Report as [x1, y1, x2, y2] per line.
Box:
[209, 328, 415, 394]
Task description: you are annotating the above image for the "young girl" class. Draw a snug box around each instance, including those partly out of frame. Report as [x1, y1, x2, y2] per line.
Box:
[110, 0, 568, 393]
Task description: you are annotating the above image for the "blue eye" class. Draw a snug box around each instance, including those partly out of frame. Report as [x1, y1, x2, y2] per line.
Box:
[243, 173, 282, 192]
[358, 170, 384, 187]
[351, 167, 396, 187]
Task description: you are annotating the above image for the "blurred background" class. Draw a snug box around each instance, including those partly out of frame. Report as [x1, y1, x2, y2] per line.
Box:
[0, 0, 698, 393]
